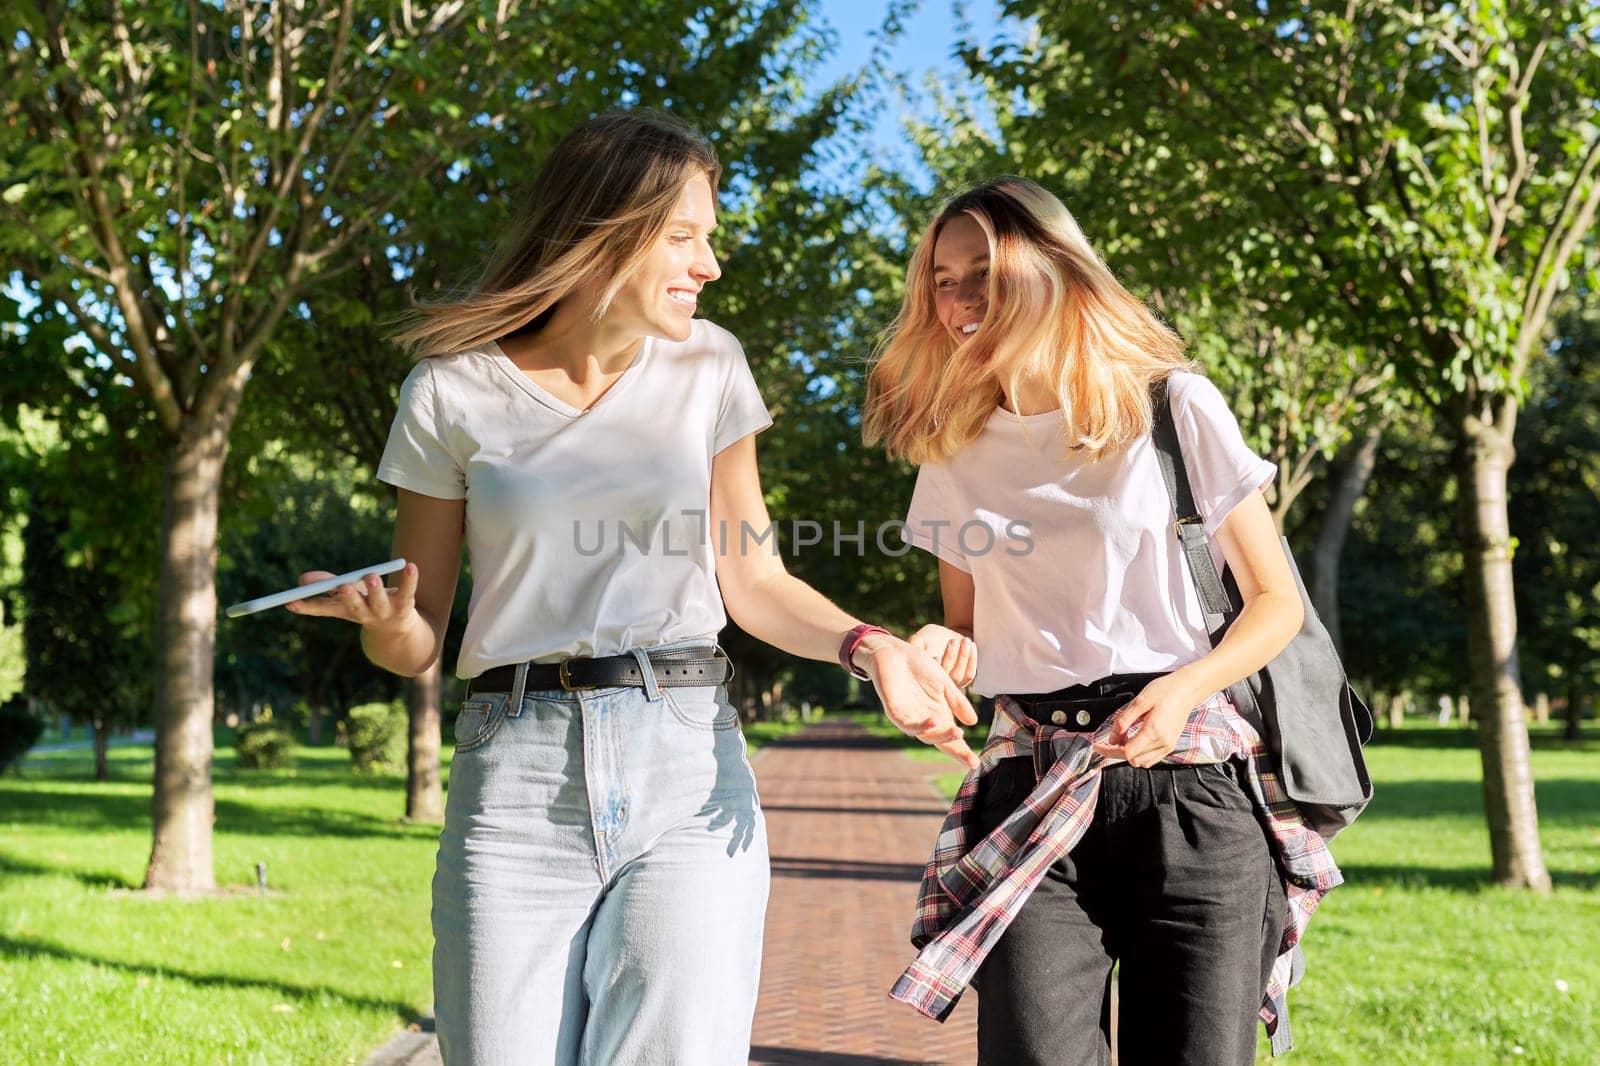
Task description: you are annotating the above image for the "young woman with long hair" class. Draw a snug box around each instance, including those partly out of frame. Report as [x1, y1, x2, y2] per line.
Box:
[867, 178, 1341, 1064]
[286, 110, 978, 1066]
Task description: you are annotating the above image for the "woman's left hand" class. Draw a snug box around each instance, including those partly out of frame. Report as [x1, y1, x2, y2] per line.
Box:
[856, 633, 981, 769]
[1091, 672, 1209, 768]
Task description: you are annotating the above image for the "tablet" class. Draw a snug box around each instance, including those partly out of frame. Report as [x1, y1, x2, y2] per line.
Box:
[225, 559, 407, 619]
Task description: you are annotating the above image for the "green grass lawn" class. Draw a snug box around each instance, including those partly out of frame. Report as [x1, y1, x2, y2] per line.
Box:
[0, 717, 807, 1065]
[1284, 728, 1600, 1065]
[852, 711, 1600, 1064]
[2, 741, 442, 1065]
[3, 717, 1596, 1064]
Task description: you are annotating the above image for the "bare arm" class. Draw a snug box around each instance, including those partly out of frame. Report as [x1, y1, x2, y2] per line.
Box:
[1167, 490, 1304, 701]
[1097, 489, 1304, 766]
[288, 487, 464, 678]
[938, 560, 976, 640]
[710, 434, 978, 766]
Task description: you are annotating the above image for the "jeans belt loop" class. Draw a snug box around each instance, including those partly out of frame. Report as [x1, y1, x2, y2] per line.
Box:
[508, 661, 529, 717]
[630, 647, 663, 702]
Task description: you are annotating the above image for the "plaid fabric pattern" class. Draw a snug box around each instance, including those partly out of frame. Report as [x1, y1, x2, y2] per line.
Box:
[889, 691, 1341, 1055]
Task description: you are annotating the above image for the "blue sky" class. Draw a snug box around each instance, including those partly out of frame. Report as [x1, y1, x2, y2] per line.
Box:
[809, 0, 1016, 184]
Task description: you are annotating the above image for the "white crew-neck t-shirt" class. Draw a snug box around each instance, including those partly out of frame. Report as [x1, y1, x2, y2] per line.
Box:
[903, 372, 1275, 698]
[377, 317, 772, 679]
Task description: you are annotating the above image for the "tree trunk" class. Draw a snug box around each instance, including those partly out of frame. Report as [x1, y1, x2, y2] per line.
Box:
[1452, 401, 1550, 891]
[1311, 426, 1383, 656]
[144, 427, 229, 894]
[1565, 675, 1583, 742]
[405, 658, 444, 823]
[92, 714, 109, 782]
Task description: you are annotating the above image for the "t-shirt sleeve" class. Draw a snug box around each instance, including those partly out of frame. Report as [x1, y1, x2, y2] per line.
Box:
[376, 360, 467, 500]
[1168, 373, 1277, 534]
[712, 332, 773, 455]
[902, 463, 972, 573]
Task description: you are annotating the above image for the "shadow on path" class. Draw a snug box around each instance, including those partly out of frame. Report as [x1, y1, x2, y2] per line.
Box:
[769, 855, 926, 882]
[750, 1048, 937, 1065]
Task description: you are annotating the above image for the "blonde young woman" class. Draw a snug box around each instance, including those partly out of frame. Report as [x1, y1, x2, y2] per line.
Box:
[286, 110, 978, 1066]
[867, 178, 1341, 1065]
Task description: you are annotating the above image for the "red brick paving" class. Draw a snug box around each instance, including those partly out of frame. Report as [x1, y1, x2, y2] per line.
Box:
[747, 720, 978, 1066]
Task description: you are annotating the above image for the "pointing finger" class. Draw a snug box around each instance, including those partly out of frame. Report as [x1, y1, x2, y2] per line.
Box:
[943, 676, 978, 726]
[938, 736, 980, 769]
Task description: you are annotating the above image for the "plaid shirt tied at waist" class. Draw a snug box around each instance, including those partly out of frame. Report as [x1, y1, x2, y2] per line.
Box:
[888, 690, 1343, 1056]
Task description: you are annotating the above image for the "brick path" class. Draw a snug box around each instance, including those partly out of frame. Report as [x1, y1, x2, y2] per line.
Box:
[746, 719, 977, 1065]
[367, 718, 977, 1066]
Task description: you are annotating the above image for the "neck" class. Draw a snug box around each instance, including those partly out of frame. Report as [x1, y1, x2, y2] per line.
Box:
[999, 375, 1060, 417]
[504, 297, 643, 377]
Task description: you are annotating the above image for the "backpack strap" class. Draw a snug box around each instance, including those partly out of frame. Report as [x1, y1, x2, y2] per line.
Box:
[1149, 378, 1235, 625]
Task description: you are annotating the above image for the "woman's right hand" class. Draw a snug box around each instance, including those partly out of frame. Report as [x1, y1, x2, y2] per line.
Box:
[909, 623, 977, 688]
[284, 562, 420, 631]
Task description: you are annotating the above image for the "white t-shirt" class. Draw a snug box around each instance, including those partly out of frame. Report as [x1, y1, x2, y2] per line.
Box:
[903, 372, 1275, 697]
[377, 317, 772, 679]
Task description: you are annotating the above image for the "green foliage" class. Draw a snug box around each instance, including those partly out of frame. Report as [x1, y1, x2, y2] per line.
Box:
[344, 701, 407, 775]
[966, 0, 1600, 397]
[0, 695, 44, 775]
[214, 449, 403, 723]
[1339, 409, 1468, 699]
[16, 447, 154, 733]
[1511, 301, 1600, 701]
[233, 711, 296, 771]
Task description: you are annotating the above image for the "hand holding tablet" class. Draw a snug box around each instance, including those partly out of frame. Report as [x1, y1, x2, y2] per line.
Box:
[225, 559, 412, 620]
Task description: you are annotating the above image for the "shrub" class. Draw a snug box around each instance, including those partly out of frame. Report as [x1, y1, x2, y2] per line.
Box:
[0, 697, 45, 775]
[234, 709, 296, 770]
[346, 701, 407, 774]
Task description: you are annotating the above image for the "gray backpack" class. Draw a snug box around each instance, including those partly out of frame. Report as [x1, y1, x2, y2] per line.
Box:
[1151, 380, 1373, 840]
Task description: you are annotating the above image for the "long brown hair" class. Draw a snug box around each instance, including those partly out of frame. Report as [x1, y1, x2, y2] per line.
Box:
[391, 109, 721, 356]
[864, 177, 1193, 463]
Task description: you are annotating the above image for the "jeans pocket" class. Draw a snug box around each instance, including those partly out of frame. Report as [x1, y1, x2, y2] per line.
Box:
[663, 685, 741, 731]
[453, 694, 510, 752]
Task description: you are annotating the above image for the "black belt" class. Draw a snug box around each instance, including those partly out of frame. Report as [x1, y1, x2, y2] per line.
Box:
[467, 646, 731, 697]
[1005, 671, 1171, 732]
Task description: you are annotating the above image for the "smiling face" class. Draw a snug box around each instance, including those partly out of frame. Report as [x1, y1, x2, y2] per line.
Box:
[932, 213, 991, 342]
[610, 171, 722, 343]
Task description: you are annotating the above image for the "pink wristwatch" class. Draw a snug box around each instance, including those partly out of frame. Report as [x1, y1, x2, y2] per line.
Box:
[840, 623, 890, 680]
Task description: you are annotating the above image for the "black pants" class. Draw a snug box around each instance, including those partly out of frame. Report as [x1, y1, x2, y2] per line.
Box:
[971, 757, 1285, 1066]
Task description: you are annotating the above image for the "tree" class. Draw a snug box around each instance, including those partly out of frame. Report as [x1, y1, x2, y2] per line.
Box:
[966, 0, 1599, 889]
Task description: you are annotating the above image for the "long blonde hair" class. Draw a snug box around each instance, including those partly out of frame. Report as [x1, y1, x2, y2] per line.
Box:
[863, 177, 1194, 464]
[391, 110, 720, 356]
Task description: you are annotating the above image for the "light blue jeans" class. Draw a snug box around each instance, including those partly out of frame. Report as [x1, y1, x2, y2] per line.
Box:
[432, 641, 769, 1066]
